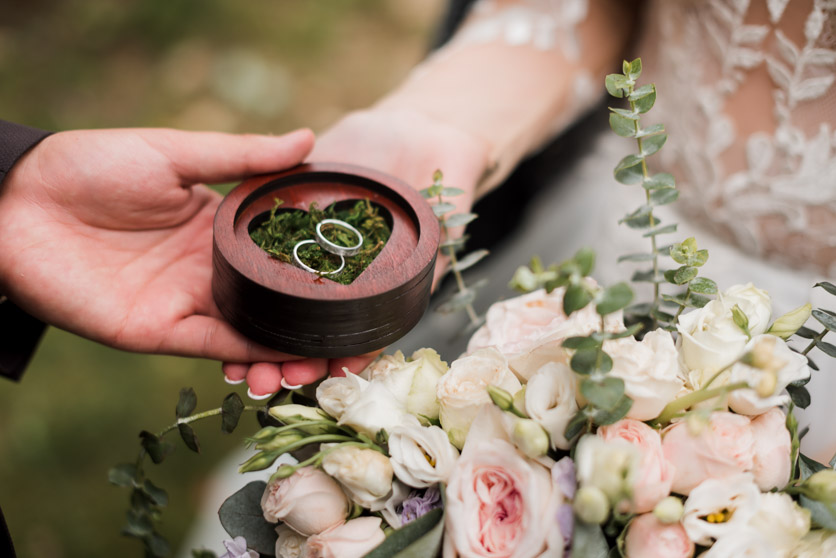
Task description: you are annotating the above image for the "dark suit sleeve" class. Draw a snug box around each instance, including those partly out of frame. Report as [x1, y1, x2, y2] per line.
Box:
[0, 120, 52, 382]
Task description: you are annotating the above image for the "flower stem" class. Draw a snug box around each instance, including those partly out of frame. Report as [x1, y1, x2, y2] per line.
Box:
[801, 329, 828, 356]
[656, 381, 749, 426]
[438, 193, 480, 326]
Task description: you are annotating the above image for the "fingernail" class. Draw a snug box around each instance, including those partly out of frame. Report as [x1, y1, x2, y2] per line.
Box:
[247, 388, 275, 401]
[281, 378, 303, 390]
[225, 377, 245, 385]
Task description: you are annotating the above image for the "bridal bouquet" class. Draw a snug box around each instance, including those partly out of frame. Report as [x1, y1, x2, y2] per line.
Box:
[111, 60, 836, 558]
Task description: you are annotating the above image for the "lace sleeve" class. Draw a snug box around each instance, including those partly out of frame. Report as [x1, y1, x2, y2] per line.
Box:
[376, 0, 634, 196]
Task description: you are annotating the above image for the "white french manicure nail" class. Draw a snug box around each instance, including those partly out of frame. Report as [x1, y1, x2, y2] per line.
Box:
[225, 377, 245, 385]
[281, 378, 303, 390]
[247, 388, 274, 401]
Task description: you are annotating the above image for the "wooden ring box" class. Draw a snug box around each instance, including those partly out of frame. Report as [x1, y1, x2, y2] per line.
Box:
[212, 163, 439, 357]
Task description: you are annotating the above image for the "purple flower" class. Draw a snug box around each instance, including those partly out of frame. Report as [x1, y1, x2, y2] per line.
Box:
[552, 456, 576, 500]
[219, 536, 258, 558]
[398, 486, 443, 525]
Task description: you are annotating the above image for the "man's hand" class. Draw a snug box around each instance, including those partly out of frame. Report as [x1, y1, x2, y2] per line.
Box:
[0, 127, 314, 364]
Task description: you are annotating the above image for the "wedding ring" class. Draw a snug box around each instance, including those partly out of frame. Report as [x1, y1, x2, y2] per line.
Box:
[315, 219, 364, 257]
[293, 239, 345, 275]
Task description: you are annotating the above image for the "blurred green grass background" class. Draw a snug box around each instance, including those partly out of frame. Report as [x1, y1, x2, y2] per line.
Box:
[0, 1, 442, 556]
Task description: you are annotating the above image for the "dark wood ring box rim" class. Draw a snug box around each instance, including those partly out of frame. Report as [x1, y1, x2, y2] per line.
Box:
[212, 163, 440, 357]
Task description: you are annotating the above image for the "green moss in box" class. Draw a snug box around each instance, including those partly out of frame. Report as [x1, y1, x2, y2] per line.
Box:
[250, 198, 391, 285]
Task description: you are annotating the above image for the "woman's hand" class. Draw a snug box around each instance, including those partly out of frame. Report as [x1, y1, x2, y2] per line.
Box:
[223, 107, 492, 395]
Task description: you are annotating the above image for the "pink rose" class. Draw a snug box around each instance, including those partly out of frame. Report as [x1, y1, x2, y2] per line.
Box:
[445, 438, 560, 557]
[261, 467, 349, 536]
[750, 407, 792, 490]
[662, 411, 755, 495]
[598, 419, 675, 513]
[467, 287, 624, 380]
[304, 517, 385, 558]
[624, 513, 694, 558]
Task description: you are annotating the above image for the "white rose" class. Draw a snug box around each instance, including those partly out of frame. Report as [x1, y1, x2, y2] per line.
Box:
[316, 373, 368, 421]
[790, 529, 836, 558]
[682, 473, 761, 545]
[724, 283, 772, 335]
[303, 517, 385, 558]
[437, 347, 522, 449]
[260, 467, 348, 536]
[275, 524, 307, 558]
[727, 334, 811, 415]
[748, 492, 810, 555]
[699, 528, 779, 558]
[321, 445, 394, 511]
[367, 348, 448, 423]
[606, 329, 684, 420]
[467, 287, 625, 380]
[359, 350, 407, 380]
[575, 434, 641, 504]
[524, 362, 579, 450]
[388, 423, 459, 488]
[337, 381, 415, 438]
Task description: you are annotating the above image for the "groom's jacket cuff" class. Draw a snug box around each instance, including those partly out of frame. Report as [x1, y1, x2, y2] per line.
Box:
[0, 120, 52, 382]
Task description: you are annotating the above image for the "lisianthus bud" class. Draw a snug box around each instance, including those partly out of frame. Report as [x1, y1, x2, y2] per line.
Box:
[574, 486, 610, 524]
[653, 496, 684, 524]
[511, 418, 550, 458]
[256, 432, 304, 451]
[767, 304, 812, 340]
[512, 386, 527, 414]
[755, 370, 778, 398]
[487, 384, 515, 412]
[805, 470, 836, 503]
[268, 405, 332, 434]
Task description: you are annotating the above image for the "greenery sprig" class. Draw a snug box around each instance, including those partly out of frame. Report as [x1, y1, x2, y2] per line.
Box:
[420, 170, 488, 333]
[607, 59, 718, 330]
[108, 388, 258, 558]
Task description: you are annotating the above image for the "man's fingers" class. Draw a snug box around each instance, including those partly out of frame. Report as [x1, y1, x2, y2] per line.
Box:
[162, 315, 301, 362]
[153, 128, 315, 185]
[246, 363, 283, 397]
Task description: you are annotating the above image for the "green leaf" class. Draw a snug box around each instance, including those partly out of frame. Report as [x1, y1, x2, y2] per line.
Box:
[641, 133, 667, 156]
[575, 247, 596, 276]
[795, 326, 819, 339]
[614, 154, 644, 185]
[617, 252, 655, 263]
[221, 393, 245, 434]
[146, 532, 170, 557]
[176, 387, 197, 419]
[364, 508, 444, 558]
[178, 423, 200, 453]
[643, 224, 677, 237]
[637, 123, 665, 137]
[689, 277, 718, 294]
[609, 323, 644, 339]
[609, 107, 639, 120]
[570, 348, 613, 375]
[605, 74, 627, 98]
[649, 187, 679, 206]
[419, 185, 442, 199]
[108, 464, 137, 487]
[643, 172, 675, 190]
[628, 83, 653, 100]
[440, 236, 468, 251]
[631, 269, 664, 283]
[218, 481, 278, 556]
[815, 281, 836, 296]
[800, 495, 836, 530]
[629, 58, 642, 79]
[596, 282, 633, 315]
[673, 266, 699, 285]
[591, 394, 633, 425]
[632, 85, 656, 113]
[564, 284, 593, 315]
[564, 409, 589, 441]
[812, 309, 836, 332]
[452, 249, 489, 272]
[572, 521, 610, 558]
[816, 340, 836, 358]
[441, 187, 465, 197]
[562, 336, 602, 350]
[124, 509, 154, 537]
[609, 113, 636, 137]
[140, 431, 175, 465]
[444, 212, 478, 228]
[581, 377, 626, 411]
[142, 479, 169, 507]
[787, 384, 811, 409]
[431, 202, 456, 217]
[436, 289, 476, 314]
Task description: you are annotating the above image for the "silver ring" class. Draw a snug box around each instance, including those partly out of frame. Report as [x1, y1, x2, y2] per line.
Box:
[293, 240, 345, 275]
[315, 219, 364, 257]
